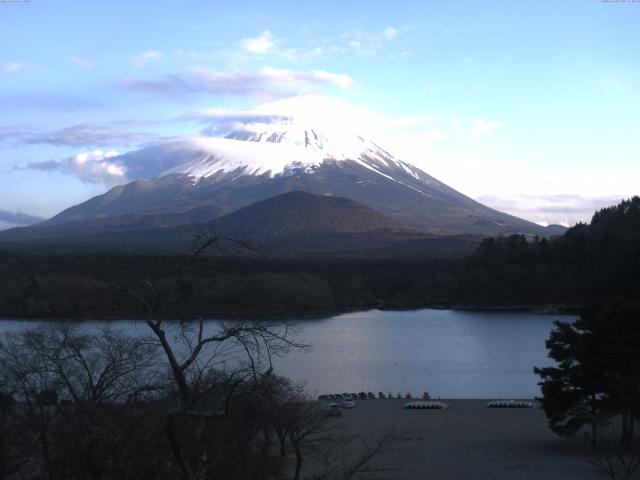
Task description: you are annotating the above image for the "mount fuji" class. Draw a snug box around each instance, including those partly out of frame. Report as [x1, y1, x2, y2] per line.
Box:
[0, 101, 563, 252]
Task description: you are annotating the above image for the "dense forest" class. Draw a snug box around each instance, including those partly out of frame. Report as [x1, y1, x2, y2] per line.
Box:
[1, 197, 638, 319]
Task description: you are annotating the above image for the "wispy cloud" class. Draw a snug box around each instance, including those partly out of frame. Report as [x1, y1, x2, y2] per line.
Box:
[19, 140, 213, 185]
[0, 123, 160, 147]
[239, 30, 275, 54]
[383, 26, 399, 40]
[68, 56, 94, 68]
[0, 208, 44, 228]
[131, 50, 162, 68]
[24, 150, 125, 185]
[452, 118, 502, 136]
[0, 93, 103, 112]
[477, 193, 626, 227]
[0, 62, 26, 75]
[122, 66, 355, 99]
[260, 66, 355, 89]
[205, 26, 410, 64]
[338, 25, 408, 56]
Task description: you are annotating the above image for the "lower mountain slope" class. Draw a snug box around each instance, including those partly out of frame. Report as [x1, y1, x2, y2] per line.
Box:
[0, 191, 481, 256]
[207, 190, 411, 236]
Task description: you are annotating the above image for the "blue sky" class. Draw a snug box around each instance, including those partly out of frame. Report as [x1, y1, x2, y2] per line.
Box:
[1, 0, 639, 228]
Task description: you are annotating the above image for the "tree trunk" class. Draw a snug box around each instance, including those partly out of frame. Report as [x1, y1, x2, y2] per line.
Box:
[621, 411, 632, 448]
[165, 415, 194, 480]
[293, 445, 302, 480]
[147, 321, 191, 408]
[261, 429, 271, 455]
[36, 425, 55, 480]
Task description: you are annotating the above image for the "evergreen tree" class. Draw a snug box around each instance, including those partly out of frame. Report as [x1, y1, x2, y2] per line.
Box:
[535, 305, 640, 445]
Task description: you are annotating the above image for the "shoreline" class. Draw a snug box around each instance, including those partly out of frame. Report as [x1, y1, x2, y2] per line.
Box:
[0, 303, 580, 322]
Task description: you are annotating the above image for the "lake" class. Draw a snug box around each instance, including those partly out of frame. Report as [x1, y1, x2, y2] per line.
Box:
[0, 309, 573, 399]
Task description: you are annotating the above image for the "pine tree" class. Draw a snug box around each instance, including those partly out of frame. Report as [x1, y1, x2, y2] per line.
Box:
[535, 305, 640, 445]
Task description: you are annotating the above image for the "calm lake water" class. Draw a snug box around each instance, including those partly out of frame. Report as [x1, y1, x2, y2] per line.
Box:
[0, 309, 573, 399]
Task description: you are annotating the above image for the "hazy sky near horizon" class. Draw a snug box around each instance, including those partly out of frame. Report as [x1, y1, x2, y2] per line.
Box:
[1, 0, 639, 229]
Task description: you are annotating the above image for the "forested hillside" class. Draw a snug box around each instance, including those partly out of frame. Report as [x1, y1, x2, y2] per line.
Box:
[1, 198, 638, 319]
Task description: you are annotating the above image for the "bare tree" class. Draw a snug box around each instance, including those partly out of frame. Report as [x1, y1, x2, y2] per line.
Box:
[257, 377, 404, 480]
[260, 375, 305, 457]
[33, 324, 156, 406]
[121, 232, 304, 411]
[0, 323, 159, 480]
[120, 232, 307, 480]
[0, 387, 25, 480]
[286, 397, 336, 480]
[0, 327, 68, 480]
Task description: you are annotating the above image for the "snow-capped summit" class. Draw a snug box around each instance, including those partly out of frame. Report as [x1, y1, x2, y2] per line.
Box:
[156, 93, 425, 180]
[221, 112, 380, 160]
[161, 101, 413, 183]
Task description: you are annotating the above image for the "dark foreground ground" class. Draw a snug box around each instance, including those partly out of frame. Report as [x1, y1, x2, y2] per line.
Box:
[325, 399, 601, 480]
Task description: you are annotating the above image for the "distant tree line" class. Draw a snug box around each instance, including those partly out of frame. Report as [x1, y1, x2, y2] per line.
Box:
[1, 196, 639, 318]
[463, 196, 640, 310]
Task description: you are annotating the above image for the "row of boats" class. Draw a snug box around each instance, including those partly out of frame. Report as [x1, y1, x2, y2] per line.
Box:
[404, 400, 535, 409]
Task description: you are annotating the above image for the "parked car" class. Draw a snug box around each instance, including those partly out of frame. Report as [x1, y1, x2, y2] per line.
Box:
[327, 403, 342, 416]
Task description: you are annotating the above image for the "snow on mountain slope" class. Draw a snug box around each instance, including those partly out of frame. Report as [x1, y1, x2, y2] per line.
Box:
[160, 129, 406, 179]
[160, 136, 323, 179]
